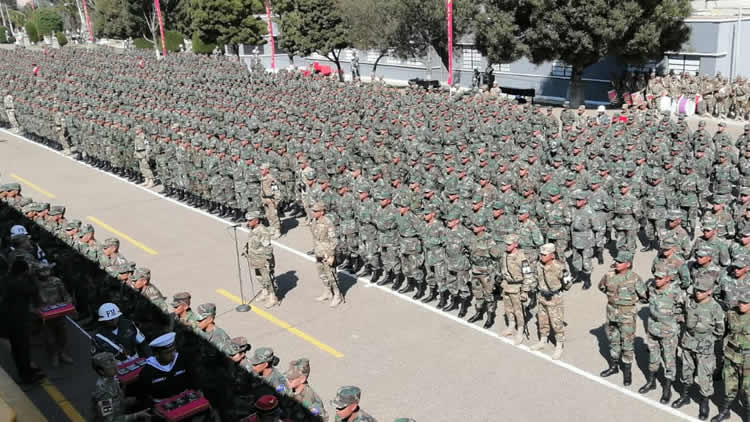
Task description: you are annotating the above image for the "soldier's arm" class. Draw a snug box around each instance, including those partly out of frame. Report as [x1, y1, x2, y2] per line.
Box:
[727, 217, 736, 238]
[713, 307, 726, 337]
[679, 264, 692, 289]
[719, 242, 731, 267]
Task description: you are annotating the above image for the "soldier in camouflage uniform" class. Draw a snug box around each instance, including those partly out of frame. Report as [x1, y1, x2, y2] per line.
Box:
[598, 250, 646, 386]
[441, 209, 472, 317]
[420, 208, 446, 305]
[248, 347, 289, 395]
[537, 184, 571, 259]
[195, 303, 235, 355]
[500, 233, 535, 345]
[331, 385, 377, 422]
[570, 190, 601, 289]
[90, 352, 151, 422]
[133, 125, 155, 188]
[466, 213, 502, 328]
[636, 265, 685, 405]
[692, 215, 732, 268]
[285, 358, 328, 421]
[310, 201, 343, 307]
[53, 103, 72, 155]
[243, 209, 279, 308]
[612, 181, 642, 254]
[531, 243, 571, 360]
[260, 163, 282, 238]
[671, 273, 725, 420]
[712, 287, 750, 422]
[394, 193, 425, 297]
[3, 91, 19, 133]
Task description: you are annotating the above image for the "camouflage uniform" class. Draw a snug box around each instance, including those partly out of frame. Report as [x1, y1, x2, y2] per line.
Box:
[310, 202, 343, 306]
[715, 289, 750, 422]
[500, 234, 535, 344]
[244, 210, 279, 308]
[466, 215, 502, 327]
[532, 243, 570, 359]
[570, 190, 602, 288]
[261, 165, 282, 237]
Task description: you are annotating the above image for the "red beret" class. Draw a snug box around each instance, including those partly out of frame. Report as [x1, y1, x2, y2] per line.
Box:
[254, 395, 278, 412]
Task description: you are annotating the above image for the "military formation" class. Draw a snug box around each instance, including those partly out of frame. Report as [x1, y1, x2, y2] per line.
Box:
[4, 46, 750, 421]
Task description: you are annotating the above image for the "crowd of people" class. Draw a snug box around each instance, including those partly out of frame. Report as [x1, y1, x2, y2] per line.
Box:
[3, 46, 750, 421]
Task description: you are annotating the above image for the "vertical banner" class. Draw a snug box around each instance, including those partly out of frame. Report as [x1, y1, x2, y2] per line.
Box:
[446, 0, 453, 86]
[154, 0, 167, 56]
[81, 0, 94, 42]
[265, 0, 276, 70]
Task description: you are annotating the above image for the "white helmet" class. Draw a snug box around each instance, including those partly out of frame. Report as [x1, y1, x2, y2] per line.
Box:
[98, 303, 122, 321]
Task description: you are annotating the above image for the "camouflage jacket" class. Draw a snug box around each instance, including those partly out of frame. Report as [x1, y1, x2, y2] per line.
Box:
[682, 297, 725, 353]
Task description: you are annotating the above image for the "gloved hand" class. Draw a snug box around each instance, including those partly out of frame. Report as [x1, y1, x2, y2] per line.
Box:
[521, 292, 528, 303]
[528, 292, 537, 310]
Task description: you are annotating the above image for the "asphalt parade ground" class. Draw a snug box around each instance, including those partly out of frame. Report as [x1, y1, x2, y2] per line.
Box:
[0, 124, 744, 422]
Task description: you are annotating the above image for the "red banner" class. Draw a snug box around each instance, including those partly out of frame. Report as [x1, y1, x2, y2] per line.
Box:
[265, 0, 275, 70]
[81, 0, 93, 42]
[154, 0, 166, 56]
[446, 0, 453, 86]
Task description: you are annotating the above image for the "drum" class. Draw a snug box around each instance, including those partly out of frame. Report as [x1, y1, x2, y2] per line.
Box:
[155, 390, 210, 422]
[607, 90, 618, 103]
[678, 96, 696, 116]
[39, 303, 75, 320]
[116, 358, 146, 385]
[631, 92, 643, 106]
[659, 96, 672, 113]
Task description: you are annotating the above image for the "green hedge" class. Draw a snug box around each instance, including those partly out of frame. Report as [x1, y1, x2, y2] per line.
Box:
[191, 32, 217, 54]
[164, 30, 184, 52]
[134, 37, 154, 49]
[0, 26, 7, 43]
[55, 31, 68, 47]
[30, 8, 63, 36]
[26, 22, 40, 43]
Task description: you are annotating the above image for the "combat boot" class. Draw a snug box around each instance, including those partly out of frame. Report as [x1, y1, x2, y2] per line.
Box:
[330, 289, 343, 308]
[443, 294, 460, 312]
[599, 359, 619, 377]
[398, 277, 415, 294]
[349, 257, 363, 274]
[257, 288, 269, 302]
[512, 330, 523, 345]
[530, 337, 548, 351]
[391, 273, 405, 291]
[337, 256, 350, 270]
[376, 270, 393, 286]
[638, 371, 657, 394]
[234, 209, 245, 222]
[436, 290, 449, 309]
[457, 297, 471, 318]
[596, 248, 605, 265]
[622, 362, 632, 386]
[412, 282, 426, 300]
[467, 303, 486, 323]
[265, 293, 280, 309]
[659, 379, 672, 404]
[711, 398, 733, 422]
[315, 288, 333, 302]
[552, 341, 563, 360]
[698, 395, 709, 420]
[671, 383, 690, 408]
[582, 272, 592, 290]
[355, 263, 371, 277]
[369, 268, 383, 283]
[483, 311, 496, 329]
[421, 286, 438, 303]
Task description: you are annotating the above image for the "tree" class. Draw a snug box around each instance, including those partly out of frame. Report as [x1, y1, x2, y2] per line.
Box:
[30, 8, 63, 36]
[476, 0, 692, 106]
[336, 0, 399, 75]
[25, 21, 39, 42]
[275, 0, 350, 81]
[93, 0, 141, 38]
[189, 0, 266, 53]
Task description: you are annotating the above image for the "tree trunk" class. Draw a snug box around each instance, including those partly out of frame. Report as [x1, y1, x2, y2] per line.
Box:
[567, 65, 586, 107]
[372, 52, 385, 77]
[328, 49, 345, 82]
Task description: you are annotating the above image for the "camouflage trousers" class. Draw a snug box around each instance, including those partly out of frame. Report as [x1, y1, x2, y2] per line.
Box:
[546, 236, 570, 259]
[571, 247, 593, 275]
[56, 127, 71, 151]
[138, 157, 154, 181]
[315, 259, 338, 289]
[444, 268, 471, 299]
[358, 239, 380, 268]
[502, 291, 524, 331]
[681, 205, 700, 233]
[614, 229, 638, 253]
[681, 349, 717, 396]
[643, 218, 662, 243]
[646, 332, 678, 380]
[537, 294, 564, 342]
[703, 95, 716, 115]
[247, 258, 275, 292]
[722, 353, 750, 404]
[605, 305, 637, 363]
[380, 245, 400, 273]
[425, 262, 447, 288]
[6, 110, 18, 131]
[471, 270, 497, 313]
[339, 232, 359, 257]
[262, 198, 281, 234]
[400, 252, 424, 281]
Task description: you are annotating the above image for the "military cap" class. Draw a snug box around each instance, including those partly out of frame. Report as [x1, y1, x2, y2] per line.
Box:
[740, 186, 750, 196]
[230, 337, 251, 353]
[116, 262, 136, 274]
[311, 201, 326, 211]
[132, 267, 151, 280]
[693, 273, 716, 292]
[666, 209, 683, 220]
[589, 174, 603, 185]
[517, 204, 531, 215]
[0, 182, 21, 192]
[718, 122, 727, 128]
[695, 245, 713, 257]
[744, 123, 750, 131]
[260, 162, 271, 170]
[614, 250, 633, 263]
[102, 237, 120, 248]
[331, 386, 361, 408]
[249, 347, 275, 365]
[303, 167, 316, 180]
[540, 243, 555, 255]
[698, 120, 706, 127]
[394, 419, 417, 422]
[734, 255, 750, 268]
[701, 216, 718, 230]
[240, 148, 253, 160]
[737, 287, 750, 304]
[505, 233, 520, 245]
[254, 395, 279, 413]
[470, 212, 486, 227]
[64, 219, 82, 231]
[196, 303, 217, 320]
[652, 265, 670, 279]
[547, 184, 561, 197]
[170, 292, 191, 306]
[285, 358, 311, 379]
[572, 190, 590, 200]
[565, 172, 577, 181]
[741, 225, 750, 237]
[491, 200, 506, 210]
[77, 224, 95, 237]
[245, 209, 262, 220]
[25, 202, 49, 212]
[47, 205, 66, 216]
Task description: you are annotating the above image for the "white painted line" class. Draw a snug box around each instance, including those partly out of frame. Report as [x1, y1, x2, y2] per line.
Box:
[3, 128, 701, 421]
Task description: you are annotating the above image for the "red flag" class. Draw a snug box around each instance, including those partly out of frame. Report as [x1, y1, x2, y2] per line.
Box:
[81, 0, 94, 42]
[446, 0, 453, 86]
[265, 0, 275, 70]
[154, 0, 167, 56]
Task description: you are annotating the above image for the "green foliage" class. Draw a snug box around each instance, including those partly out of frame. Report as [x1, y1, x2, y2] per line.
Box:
[55, 31, 67, 46]
[0, 26, 7, 43]
[25, 21, 40, 43]
[93, 0, 141, 39]
[190, 0, 266, 47]
[191, 31, 216, 54]
[30, 8, 63, 36]
[275, 0, 350, 80]
[134, 37, 154, 48]
[164, 30, 184, 51]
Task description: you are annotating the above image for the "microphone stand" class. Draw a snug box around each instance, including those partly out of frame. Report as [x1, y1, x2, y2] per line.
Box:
[232, 224, 252, 312]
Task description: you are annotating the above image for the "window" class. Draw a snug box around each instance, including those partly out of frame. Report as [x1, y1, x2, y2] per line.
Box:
[551, 60, 573, 77]
[492, 63, 510, 73]
[627, 60, 659, 73]
[462, 47, 482, 70]
[366, 50, 381, 63]
[404, 56, 423, 66]
[667, 55, 700, 74]
[386, 49, 401, 65]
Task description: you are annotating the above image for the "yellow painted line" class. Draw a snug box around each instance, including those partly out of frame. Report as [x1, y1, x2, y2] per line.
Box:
[217, 288, 344, 358]
[10, 173, 56, 199]
[40, 379, 86, 422]
[87, 216, 159, 255]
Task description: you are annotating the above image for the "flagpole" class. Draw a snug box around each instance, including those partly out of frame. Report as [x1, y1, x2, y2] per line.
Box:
[265, 0, 275, 70]
[446, 0, 454, 86]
